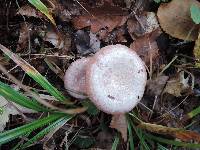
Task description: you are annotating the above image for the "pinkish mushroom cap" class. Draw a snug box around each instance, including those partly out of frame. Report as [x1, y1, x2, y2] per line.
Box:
[86, 44, 147, 114]
[64, 57, 90, 99]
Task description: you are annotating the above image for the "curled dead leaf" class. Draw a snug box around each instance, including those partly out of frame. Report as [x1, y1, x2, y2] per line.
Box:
[127, 12, 159, 40]
[163, 71, 192, 97]
[138, 122, 200, 143]
[157, 0, 200, 41]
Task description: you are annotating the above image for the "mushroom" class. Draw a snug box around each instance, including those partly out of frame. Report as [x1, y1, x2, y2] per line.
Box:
[64, 44, 147, 114]
[86, 44, 147, 114]
[64, 57, 90, 99]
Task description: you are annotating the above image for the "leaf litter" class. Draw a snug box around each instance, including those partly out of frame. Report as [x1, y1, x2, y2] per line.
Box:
[0, 0, 200, 149]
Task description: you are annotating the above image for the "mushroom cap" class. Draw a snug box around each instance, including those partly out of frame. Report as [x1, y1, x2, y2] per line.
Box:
[86, 44, 147, 114]
[64, 57, 90, 99]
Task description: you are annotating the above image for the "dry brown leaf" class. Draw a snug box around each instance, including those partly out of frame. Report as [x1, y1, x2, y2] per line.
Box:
[146, 75, 169, 96]
[50, 0, 81, 21]
[157, 0, 200, 41]
[44, 31, 64, 49]
[17, 23, 33, 52]
[130, 29, 161, 65]
[127, 12, 159, 40]
[72, 2, 128, 33]
[0, 95, 36, 131]
[110, 114, 127, 141]
[96, 131, 113, 149]
[72, 15, 127, 33]
[17, 5, 44, 19]
[163, 71, 192, 97]
[138, 122, 200, 142]
[0, 55, 9, 65]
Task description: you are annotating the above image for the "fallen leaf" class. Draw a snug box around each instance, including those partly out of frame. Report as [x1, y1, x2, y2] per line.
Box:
[163, 71, 192, 97]
[97, 26, 127, 43]
[72, 15, 127, 33]
[146, 75, 169, 96]
[138, 122, 200, 143]
[17, 5, 44, 19]
[0, 95, 36, 131]
[0, 96, 18, 131]
[127, 12, 159, 40]
[74, 30, 100, 55]
[72, 2, 128, 33]
[17, 23, 33, 52]
[44, 31, 64, 49]
[43, 28, 71, 54]
[110, 114, 127, 141]
[157, 0, 200, 41]
[130, 29, 161, 65]
[51, 0, 81, 21]
[0, 55, 9, 65]
[74, 30, 90, 55]
[96, 131, 113, 149]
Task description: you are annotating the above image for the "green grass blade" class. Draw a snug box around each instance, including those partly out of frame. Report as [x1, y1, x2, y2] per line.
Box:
[20, 115, 72, 149]
[111, 135, 120, 150]
[0, 114, 65, 145]
[0, 44, 71, 104]
[127, 118, 134, 150]
[157, 143, 168, 150]
[145, 133, 200, 148]
[27, 0, 56, 25]
[128, 118, 150, 150]
[187, 106, 200, 118]
[0, 81, 49, 112]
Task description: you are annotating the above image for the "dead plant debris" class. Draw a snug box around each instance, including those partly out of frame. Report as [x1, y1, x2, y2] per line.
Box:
[0, 0, 200, 149]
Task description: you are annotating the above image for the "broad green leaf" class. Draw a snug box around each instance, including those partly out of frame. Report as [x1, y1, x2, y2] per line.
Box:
[0, 114, 64, 145]
[190, 4, 200, 24]
[20, 115, 72, 149]
[27, 0, 56, 25]
[0, 44, 71, 104]
[0, 81, 49, 112]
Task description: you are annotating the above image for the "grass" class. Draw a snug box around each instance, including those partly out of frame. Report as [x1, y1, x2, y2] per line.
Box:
[0, 43, 84, 148]
[0, 43, 200, 148]
[27, 0, 56, 25]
